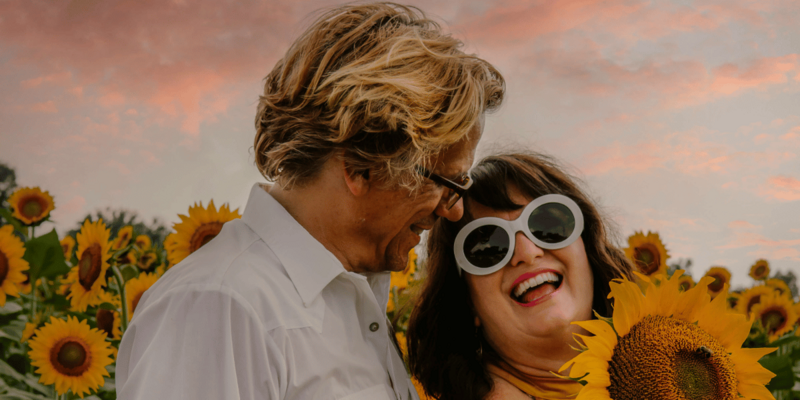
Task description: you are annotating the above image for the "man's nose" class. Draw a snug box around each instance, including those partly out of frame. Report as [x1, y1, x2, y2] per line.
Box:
[434, 195, 464, 222]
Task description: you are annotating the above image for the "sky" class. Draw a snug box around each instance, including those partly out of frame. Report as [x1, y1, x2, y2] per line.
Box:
[1, 0, 799, 289]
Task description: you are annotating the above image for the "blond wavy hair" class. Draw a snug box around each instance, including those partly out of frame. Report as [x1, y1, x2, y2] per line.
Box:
[254, 2, 505, 189]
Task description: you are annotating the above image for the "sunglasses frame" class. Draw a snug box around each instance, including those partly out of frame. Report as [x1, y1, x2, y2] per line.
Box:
[416, 166, 473, 210]
[454, 194, 585, 276]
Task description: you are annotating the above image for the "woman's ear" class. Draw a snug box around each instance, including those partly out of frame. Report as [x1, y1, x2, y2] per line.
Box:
[474, 315, 481, 327]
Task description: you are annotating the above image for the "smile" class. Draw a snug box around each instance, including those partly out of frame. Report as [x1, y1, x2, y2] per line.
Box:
[510, 270, 563, 306]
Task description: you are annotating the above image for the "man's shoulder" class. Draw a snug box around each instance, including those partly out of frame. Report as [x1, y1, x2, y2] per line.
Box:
[142, 219, 316, 331]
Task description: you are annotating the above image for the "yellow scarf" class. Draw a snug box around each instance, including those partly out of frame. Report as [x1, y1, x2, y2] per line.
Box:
[485, 360, 581, 400]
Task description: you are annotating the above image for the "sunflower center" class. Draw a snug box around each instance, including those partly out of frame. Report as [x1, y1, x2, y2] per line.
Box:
[78, 244, 103, 291]
[633, 244, 661, 275]
[131, 292, 144, 315]
[21, 197, 45, 219]
[754, 266, 766, 277]
[139, 253, 155, 270]
[189, 222, 224, 253]
[607, 314, 737, 400]
[96, 309, 115, 337]
[761, 308, 787, 334]
[679, 281, 692, 291]
[746, 296, 762, 314]
[50, 338, 91, 376]
[708, 274, 725, 293]
[0, 250, 8, 283]
[674, 350, 717, 399]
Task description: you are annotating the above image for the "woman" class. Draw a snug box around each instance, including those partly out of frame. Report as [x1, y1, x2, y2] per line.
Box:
[407, 152, 634, 400]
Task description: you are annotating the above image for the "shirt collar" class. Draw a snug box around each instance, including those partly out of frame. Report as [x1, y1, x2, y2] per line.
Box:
[242, 183, 346, 306]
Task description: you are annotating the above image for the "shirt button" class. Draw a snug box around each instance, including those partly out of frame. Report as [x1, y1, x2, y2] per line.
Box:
[369, 322, 380, 332]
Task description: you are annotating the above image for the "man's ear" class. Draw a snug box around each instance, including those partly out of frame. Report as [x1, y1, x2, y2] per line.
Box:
[342, 160, 370, 197]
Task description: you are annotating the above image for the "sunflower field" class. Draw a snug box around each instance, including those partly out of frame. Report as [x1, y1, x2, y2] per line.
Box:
[0, 187, 798, 399]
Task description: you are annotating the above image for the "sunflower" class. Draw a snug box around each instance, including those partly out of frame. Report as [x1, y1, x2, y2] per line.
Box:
[795, 303, 800, 336]
[391, 249, 417, 291]
[0, 225, 30, 306]
[560, 271, 776, 400]
[748, 259, 770, 281]
[677, 274, 695, 292]
[111, 225, 133, 251]
[134, 234, 151, 250]
[125, 272, 159, 321]
[94, 291, 122, 340]
[21, 312, 43, 343]
[127, 248, 158, 271]
[28, 316, 114, 398]
[66, 219, 112, 312]
[765, 278, 792, 299]
[703, 266, 731, 298]
[623, 231, 669, 277]
[7, 187, 55, 225]
[737, 285, 776, 318]
[750, 291, 798, 343]
[61, 236, 76, 260]
[165, 200, 241, 266]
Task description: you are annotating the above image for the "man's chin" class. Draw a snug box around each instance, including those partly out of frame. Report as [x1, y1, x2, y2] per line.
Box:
[384, 252, 409, 273]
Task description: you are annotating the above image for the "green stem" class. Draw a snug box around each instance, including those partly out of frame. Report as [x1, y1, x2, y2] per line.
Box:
[30, 283, 37, 321]
[112, 264, 129, 333]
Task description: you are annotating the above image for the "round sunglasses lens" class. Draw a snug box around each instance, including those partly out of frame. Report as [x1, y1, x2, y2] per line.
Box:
[463, 225, 510, 268]
[528, 202, 575, 244]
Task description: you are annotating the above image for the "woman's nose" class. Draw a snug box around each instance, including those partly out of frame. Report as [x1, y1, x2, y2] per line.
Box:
[509, 231, 544, 267]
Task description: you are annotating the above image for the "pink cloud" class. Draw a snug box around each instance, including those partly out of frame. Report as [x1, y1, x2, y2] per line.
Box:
[21, 71, 72, 89]
[708, 55, 799, 96]
[580, 140, 665, 175]
[30, 101, 58, 113]
[50, 194, 86, 224]
[761, 175, 800, 201]
[717, 230, 800, 250]
[457, 0, 771, 46]
[728, 220, 759, 229]
[0, 0, 295, 135]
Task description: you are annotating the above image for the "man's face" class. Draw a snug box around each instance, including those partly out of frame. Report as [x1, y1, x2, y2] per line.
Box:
[352, 117, 484, 273]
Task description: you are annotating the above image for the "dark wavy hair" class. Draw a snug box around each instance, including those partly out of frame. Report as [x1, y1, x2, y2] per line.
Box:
[407, 152, 634, 400]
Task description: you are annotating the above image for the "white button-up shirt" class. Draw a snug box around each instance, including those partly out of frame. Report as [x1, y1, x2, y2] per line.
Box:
[116, 184, 419, 400]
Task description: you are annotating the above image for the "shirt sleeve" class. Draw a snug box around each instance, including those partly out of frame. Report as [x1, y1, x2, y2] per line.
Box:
[116, 284, 284, 400]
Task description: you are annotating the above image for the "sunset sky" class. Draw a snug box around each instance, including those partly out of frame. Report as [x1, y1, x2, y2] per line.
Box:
[1, 0, 798, 288]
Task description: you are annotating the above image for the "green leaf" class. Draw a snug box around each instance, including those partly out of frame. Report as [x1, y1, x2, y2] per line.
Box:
[0, 360, 51, 397]
[22, 229, 69, 281]
[0, 208, 26, 238]
[768, 334, 800, 348]
[760, 354, 796, 391]
[0, 302, 22, 315]
[0, 387, 52, 400]
[119, 264, 139, 282]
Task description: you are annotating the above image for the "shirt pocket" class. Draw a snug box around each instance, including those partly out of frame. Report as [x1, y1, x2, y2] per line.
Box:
[339, 384, 394, 400]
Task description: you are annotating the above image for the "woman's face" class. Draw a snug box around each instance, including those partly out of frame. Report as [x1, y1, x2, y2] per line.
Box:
[463, 186, 594, 358]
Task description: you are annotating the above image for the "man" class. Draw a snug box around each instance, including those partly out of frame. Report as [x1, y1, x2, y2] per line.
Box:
[116, 3, 504, 399]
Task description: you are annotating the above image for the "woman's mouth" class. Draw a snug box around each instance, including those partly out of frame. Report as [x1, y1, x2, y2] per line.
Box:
[511, 271, 563, 306]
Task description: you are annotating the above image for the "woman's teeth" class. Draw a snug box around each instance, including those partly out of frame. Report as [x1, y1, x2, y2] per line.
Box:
[513, 272, 562, 299]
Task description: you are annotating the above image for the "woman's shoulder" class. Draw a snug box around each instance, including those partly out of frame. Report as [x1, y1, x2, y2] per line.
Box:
[486, 373, 532, 400]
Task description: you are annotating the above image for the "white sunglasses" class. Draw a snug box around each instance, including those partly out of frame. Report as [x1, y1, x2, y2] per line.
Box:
[454, 194, 585, 276]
